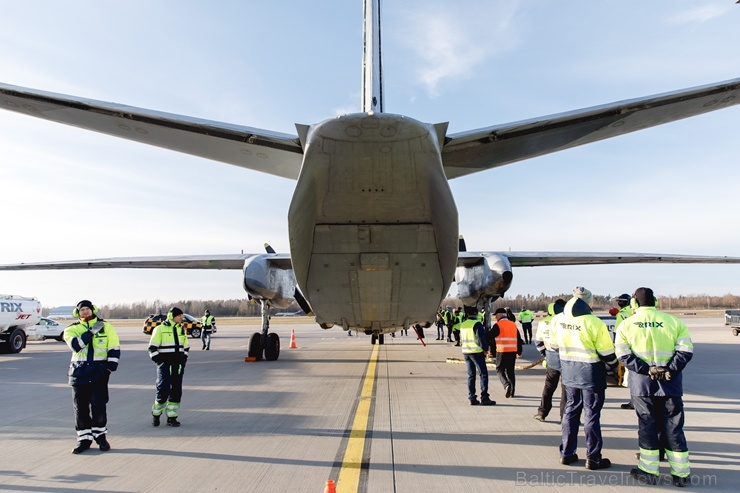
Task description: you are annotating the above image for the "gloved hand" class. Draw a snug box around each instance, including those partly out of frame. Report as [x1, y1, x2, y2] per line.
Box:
[542, 359, 548, 369]
[648, 366, 672, 381]
[90, 321, 105, 334]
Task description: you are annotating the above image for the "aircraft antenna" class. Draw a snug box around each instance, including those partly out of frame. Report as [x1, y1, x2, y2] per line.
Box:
[362, 0, 384, 113]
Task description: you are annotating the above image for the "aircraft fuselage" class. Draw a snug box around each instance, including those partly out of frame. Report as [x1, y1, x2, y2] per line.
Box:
[288, 113, 458, 331]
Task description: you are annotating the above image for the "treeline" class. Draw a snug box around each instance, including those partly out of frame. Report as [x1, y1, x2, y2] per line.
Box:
[44, 299, 305, 319]
[45, 293, 740, 319]
[442, 293, 740, 313]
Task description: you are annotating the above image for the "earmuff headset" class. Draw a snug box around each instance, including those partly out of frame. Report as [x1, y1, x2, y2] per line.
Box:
[73, 303, 99, 318]
[630, 297, 639, 311]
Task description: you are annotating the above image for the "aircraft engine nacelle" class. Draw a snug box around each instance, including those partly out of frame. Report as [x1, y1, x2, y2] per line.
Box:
[455, 253, 514, 306]
[242, 255, 296, 309]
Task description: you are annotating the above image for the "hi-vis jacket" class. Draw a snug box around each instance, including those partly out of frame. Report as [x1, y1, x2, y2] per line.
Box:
[616, 305, 632, 327]
[535, 303, 563, 369]
[64, 317, 120, 385]
[614, 307, 693, 397]
[493, 319, 521, 354]
[518, 309, 534, 323]
[551, 298, 618, 390]
[149, 315, 190, 365]
[459, 318, 488, 354]
[201, 314, 215, 331]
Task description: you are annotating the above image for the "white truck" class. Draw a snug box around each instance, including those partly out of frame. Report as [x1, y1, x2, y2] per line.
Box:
[0, 294, 42, 353]
[725, 309, 740, 337]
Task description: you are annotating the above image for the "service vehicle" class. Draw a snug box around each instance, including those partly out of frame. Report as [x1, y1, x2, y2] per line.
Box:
[142, 313, 210, 339]
[724, 309, 740, 336]
[596, 314, 617, 342]
[25, 317, 67, 342]
[0, 294, 42, 353]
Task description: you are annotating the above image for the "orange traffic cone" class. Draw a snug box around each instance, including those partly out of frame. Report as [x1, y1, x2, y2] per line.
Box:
[289, 328, 297, 349]
[324, 479, 336, 493]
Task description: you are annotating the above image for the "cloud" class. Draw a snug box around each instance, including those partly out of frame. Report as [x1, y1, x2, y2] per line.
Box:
[667, 4, 731, 25]
[401, 3, 521, 97]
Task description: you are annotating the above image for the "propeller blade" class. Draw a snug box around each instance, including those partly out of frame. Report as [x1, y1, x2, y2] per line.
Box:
[294, 287, 313, 316]
[458, 235, 467, 252]
[264, 243, 276, 254]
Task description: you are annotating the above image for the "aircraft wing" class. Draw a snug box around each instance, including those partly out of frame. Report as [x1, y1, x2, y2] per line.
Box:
[0, 254, 254, 271]
[441, 78, 740, 179]
[499, 252, 740, 267]
[0, 83, 303, 180]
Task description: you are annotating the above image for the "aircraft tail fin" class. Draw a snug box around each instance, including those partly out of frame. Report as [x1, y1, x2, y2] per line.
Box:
[362, 0, 383, 113]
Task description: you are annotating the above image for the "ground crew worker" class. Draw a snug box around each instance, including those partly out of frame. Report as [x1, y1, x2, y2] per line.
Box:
[443, 306, 454, 342]
[491, 307, 522, 398]
[149, 307, 190, 427]
[551, 287, 618, 470]
[518, 305, 535, 344]
[534, 298, 566, 422]
[63, 300, 120, 454]
[460, 305, 495, 406]
[201, 309, 216, 350]
[615, 288, 694, 487]
[452, 307, 464, 346]
[614, 293, 635, 409]
[435, 308, 445, 340]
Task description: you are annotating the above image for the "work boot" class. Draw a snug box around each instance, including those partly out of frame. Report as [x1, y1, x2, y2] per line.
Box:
[672, 475, 690, 488]
[534, 414, 545, 422]
[560, 454, 579, 465]
[96, 435, 111, 452]
[167, 417, 181, 427]
[505, 385, 512, 398]
[480, 398, 496, 406]
[585, 458, 611, 470]
[152, 414, 160, 427]
[621, 402, 635, 410]
[469, 399, 480, 406]
[630, 468, 658, 485]
[71, 440, 92, 455]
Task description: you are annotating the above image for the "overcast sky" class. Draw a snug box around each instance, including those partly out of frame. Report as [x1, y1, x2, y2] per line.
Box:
[1, 0, 739, 308]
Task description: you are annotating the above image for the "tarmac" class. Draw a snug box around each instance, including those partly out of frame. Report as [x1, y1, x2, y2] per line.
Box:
[1, 316, 738, 492]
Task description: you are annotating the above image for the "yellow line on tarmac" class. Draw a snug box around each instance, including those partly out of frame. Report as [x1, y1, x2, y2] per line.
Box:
[336, 344, 379, 493]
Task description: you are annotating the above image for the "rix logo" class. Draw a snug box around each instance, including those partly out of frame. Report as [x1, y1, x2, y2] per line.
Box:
[16, 313, 33, 320]
[558, 323, 582, 331]
[636, 322, 664, 328]
[0, 302, 23, 312]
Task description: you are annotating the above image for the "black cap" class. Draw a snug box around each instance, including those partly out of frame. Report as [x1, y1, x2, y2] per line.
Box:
[76, 300, 94, 311]
[170, 307, 184, 318]
[633, 287, 656, 307]
[616, 293, 631, 302]
[205, 309, 210, 315]
[494, 308, 507, 315]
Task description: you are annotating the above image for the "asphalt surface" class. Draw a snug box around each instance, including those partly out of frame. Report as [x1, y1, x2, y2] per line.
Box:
[1, 317, 738, 492]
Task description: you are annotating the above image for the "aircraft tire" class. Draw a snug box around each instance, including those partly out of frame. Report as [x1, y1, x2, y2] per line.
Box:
[248, 332, 263, 360]
[371, 334, 377, 345]
[378, 334, 384, 345]
[264, 333, 280, 361]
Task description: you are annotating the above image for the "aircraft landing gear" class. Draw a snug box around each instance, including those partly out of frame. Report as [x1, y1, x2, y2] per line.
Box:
[370, 333, 384, 345]
[248, 300, 281, 361]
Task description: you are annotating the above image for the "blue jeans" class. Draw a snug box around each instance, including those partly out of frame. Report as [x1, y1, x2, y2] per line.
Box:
[561, 386, 605, 460]
[201, 330, 212, 348]
[463, 352, 489, 402]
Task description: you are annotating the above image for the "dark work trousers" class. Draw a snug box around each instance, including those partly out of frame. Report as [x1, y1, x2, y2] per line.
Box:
[561, 386, 605, 460]
[521, 322, 533, 344]
[72, 372, 110, 441]
[463, 351, 490, 402]
[495, 352, 517, 395]
[446, 325, 453, 342]
[436, 321, 445, 339]
[156, 362, 185, 404]
[537, 367, 566, 420]
[632, 396, 688, 453]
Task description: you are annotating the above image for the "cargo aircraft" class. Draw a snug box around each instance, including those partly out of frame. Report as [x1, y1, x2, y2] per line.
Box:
[2, 1, 740, 360]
